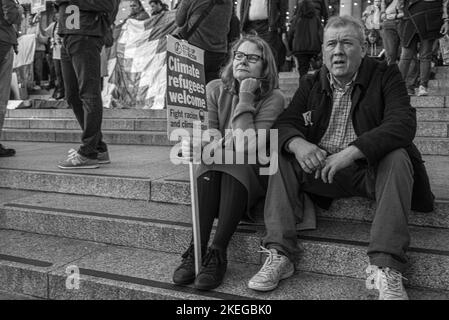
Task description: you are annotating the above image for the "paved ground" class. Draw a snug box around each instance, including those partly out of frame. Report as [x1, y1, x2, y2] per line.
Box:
[0, 291, 38, 300]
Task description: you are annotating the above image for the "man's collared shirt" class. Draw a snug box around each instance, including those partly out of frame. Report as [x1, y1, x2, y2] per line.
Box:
[318, 73, 358, 155]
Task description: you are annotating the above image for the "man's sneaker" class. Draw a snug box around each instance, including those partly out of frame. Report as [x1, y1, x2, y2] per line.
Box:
[69, 148, 110, 164]
[173, 244, 197, 285]
[0, 144, 16, 157]
[417, 85, 428, 96]
[194, 247, 227, 291]
[366, 265, 409, 300]
[58, 152, 99, 169]
[247, 247, 294, 292]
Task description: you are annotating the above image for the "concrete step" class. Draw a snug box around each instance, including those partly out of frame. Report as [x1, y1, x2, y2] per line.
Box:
[5, 108, 167, 119]
[414, 137, 449, 155]
[3, 118, 448, 138]
[1, 207, 449, 293]
[4, 118, 167, 132]
[0, 129, 171, 146]
[2, 230, 448, 300]
[1, 142, 448, 198]
[428, 79, 449, 89]
[2, 128, 449, 153]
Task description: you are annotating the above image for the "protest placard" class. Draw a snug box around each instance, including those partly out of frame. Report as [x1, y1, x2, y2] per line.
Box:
[166, 35, 208, 137]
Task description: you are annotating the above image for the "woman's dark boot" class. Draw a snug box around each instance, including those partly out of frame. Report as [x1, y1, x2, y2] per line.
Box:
[173, 244, 205, 285]
[194, 247, 227, 290]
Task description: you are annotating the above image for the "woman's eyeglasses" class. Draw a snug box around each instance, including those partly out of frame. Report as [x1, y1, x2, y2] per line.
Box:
[233, 51, 263, 64]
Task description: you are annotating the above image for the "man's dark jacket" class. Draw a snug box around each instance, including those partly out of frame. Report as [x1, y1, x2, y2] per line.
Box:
[56, 0, 119, 37]
[0, 0, 21, 45]
[239, 0, 288, 33]
[275, 56, 435, 213]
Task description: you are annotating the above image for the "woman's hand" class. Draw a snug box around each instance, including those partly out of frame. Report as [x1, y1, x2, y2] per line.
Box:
[239, 78, 261, 94]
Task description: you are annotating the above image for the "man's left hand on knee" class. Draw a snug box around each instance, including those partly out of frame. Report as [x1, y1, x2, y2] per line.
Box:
[321, 146, 365, 184]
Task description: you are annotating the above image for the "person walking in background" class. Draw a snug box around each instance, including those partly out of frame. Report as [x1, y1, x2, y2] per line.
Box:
[398, 0, 449, 96]
[27, 13, 48, 91]
[287, 0, 328, 78]
[56, 0, 120, 169]
[44, 7, 64, 100]
[149, 0, 169, 16]
[380, 0, 404, 65]
[362, 0, 382, 32]
[0, 0, 21, 157]
[129, 0, 150, 21]
[176, 0, 232, 84]
[173, 36, 285, 291]
[238, 0, 288, 71]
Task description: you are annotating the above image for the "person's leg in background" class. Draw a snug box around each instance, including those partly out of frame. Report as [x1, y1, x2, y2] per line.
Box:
[381, 22, 401, 65]
[294, 53, 313, 78]
[399, 35, 418, 86]
[0, 48, 16, 157]
[416, 38, 436, 96]
[58, 35, 106, 169]
[53, 58, 65, 99]
[405, 53, 419, 95]
[33, 51, 45, 89]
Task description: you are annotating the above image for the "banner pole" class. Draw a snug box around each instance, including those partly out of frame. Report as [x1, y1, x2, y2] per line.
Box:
[189, 161, 201, 276]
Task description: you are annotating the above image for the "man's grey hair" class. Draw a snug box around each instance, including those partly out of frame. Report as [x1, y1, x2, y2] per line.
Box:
[324, 15, 366, 45]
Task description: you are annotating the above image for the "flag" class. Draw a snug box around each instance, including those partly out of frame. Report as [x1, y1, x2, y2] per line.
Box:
[103, 10, 178, 109]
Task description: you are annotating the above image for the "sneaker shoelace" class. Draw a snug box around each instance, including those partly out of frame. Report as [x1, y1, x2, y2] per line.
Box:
[256, 246, 285, 280]
[366, 266, 407, 298]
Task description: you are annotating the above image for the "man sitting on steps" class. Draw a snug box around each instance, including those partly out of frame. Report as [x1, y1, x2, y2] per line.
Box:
[247, 15, 435, 300]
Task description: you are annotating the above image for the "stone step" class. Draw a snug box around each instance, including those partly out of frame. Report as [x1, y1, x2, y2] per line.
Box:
[3, 118, 447, 138]
[428, 79, 449, 89]
[1, 204, 449, 293]
[0, 141, 447, 200]
[435, 72, 449, 80]
[414, 137, 449, 155]
[4, 118, 167, 132]
[2, 129, 449, 154]
[5, 108, 167, 119]
[5, 98, 447, 123]
[0, 129, 171, 146]
[2, 230, 448, 300]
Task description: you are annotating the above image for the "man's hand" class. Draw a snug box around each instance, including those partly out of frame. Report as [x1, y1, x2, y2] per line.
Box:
[320, 146, 364, 184]
[441, 21, 449, 36]
[288, 138, 327, 174]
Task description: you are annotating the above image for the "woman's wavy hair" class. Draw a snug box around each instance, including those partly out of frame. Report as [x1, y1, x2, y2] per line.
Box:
[220, 35, 279, 99]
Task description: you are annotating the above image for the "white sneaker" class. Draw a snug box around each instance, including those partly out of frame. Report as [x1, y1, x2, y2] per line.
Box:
[248, 247, 294, 292]
[417, 85, 428, 96]
[366, 265, 409, 300]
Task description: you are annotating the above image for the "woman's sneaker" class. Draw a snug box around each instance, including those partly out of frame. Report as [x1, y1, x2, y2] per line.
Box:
[248, 247, 294, 292]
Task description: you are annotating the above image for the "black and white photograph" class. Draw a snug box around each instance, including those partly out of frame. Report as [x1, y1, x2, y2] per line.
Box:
[1, 0, 449, 307]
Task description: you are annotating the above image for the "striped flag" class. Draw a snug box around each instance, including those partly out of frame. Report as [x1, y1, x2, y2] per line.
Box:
[103, 10, 178, 109]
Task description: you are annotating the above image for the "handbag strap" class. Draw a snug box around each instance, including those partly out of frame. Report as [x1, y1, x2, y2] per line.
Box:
[183, 0, 218, 40]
